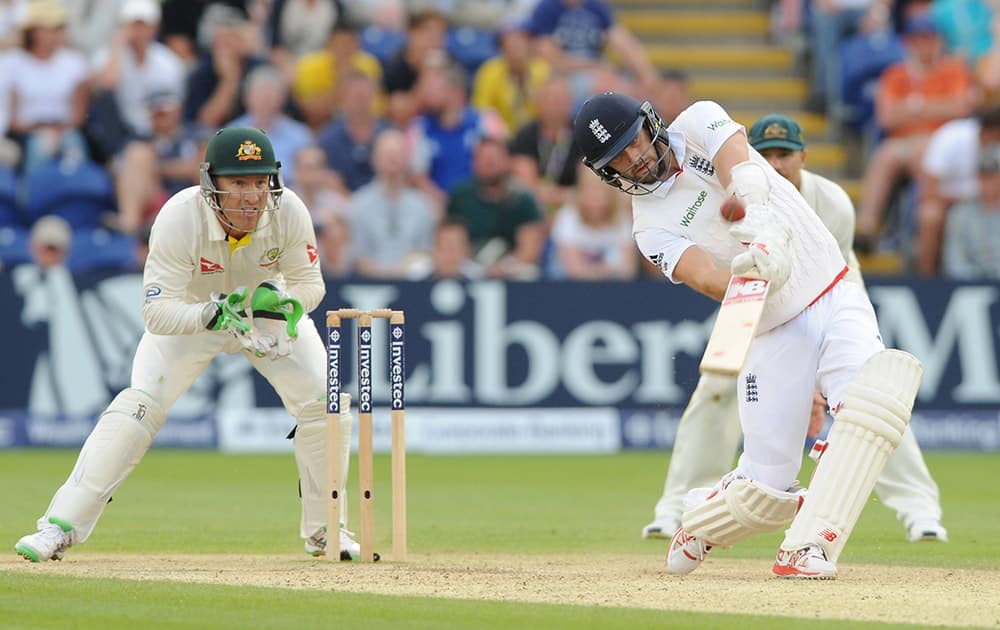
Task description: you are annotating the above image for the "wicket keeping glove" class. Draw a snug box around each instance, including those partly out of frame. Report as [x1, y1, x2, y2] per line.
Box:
[249, 280, 305, 360]
[202, 287, 272, 356]
[729, 215, 792, 291]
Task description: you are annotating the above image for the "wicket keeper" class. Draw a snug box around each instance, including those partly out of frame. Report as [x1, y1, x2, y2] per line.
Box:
[15, 128, 361, 563]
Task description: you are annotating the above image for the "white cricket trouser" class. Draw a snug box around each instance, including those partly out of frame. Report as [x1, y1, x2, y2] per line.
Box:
[657, 380, 941, 526]
[734, 281, 884, 491]
[652, 374, 741, 521]
[133, 317, 326, 416]
[41, 316, 327, 541]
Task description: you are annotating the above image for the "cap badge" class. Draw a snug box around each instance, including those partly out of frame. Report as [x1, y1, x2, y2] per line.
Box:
[763, 123, 788, 140]
[590, 119, 611, 144]
[236, 140, 263, 161]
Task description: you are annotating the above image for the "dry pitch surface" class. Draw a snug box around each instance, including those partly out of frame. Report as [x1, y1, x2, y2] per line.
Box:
[3, 553, 998, 627]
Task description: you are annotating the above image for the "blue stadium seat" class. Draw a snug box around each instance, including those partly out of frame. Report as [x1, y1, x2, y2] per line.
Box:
[0, 225, 31, 269]
[67, 227, 136, 273]
[0, 167, 22, 228]
[24, 160, 116, 229]
[360, 26, 406, 68]
[839, 32, 906, 137]
[447, 27, 498, 76]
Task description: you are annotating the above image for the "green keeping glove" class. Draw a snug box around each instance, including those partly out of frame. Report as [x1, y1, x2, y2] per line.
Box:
[251, 281, 304, 339]
[202, 287, 252, 333]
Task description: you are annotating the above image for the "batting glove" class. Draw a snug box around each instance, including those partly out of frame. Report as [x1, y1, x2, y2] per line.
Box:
[202, 287, 272, 356]
[247, 281, 305, 361]
[729, 221, 792, 291]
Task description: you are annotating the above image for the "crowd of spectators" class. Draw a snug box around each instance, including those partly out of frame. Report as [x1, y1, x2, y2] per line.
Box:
[777, 0, 1000, 277]
[1, 0, 998, 280]
[0, 0, 667, 281]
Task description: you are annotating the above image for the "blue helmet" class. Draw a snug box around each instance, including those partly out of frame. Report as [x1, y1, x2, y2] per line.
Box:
[573, 92, 671, 195]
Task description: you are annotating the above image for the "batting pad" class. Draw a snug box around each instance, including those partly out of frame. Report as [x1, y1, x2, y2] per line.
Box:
[296, 396, 353, 538]
[682, 478, 802, 547]
[781, 350, 923, 562]
[43, 389, 165, 542]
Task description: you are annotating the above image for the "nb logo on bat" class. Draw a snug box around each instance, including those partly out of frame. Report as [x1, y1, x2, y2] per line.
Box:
[732, 279, 768, 296]
[723, 278, 769, 305]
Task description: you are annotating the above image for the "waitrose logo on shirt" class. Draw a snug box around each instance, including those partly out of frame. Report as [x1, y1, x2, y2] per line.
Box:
[680, 191, 708, 227]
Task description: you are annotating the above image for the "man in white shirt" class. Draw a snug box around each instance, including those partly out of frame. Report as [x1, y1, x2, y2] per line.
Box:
[573, 93, 923, 579]
[14, 128, 366, 563]
[916, 106, 1000, 274]
[91, 0, 186, 142]
[641, 113, 946, 546]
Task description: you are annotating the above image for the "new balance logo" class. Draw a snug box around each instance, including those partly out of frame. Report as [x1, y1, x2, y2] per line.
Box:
[818, 529, 838, 543]
[589, 119, 611, 143]
[687, 155, 715, 176]
[745, 373, 758, 403]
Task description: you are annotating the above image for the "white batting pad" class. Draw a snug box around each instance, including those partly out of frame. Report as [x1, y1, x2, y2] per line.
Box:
[781, 350, 923, 562]
[42, 389, 164, 542]
[682, 477, 802, 547]
[338, 393, 353, 527]
[297, 396, 353, 537]
[296, 399, 329, 538]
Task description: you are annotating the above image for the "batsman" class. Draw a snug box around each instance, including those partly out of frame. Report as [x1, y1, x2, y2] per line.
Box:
[641, 114, 946, 546]
[14, 127, 360, 562]
[573, 94, 924, 579]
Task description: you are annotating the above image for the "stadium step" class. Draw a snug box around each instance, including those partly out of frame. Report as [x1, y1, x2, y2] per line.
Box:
[645, 44, 793, 73]
[619, 11, 770, 39]
[614, 0, 756, 7]
[729, 110, 830, 138]
[689, 75, 806, 105]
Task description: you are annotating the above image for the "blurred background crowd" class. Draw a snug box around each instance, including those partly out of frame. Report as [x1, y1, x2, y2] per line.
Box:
[0, 0, 998, 281]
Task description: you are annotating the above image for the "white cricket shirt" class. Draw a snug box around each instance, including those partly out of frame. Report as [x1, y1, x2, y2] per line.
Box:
[141, 186, 324, 335]
[631, 101, 846, 333]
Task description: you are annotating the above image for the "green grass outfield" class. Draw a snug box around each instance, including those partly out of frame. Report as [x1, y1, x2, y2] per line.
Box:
[1, 450, 997, 628]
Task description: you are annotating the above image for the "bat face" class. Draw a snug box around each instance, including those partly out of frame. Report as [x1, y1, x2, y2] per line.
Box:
[700, 276, 770, 376]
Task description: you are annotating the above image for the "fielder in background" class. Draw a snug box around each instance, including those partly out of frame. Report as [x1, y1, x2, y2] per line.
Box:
[573, 93, 924, 579]
[640, 114, 947, 545]
[15, 127, 361, 563]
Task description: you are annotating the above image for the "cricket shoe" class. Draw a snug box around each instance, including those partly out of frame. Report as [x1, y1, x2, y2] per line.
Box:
[772, 544, 837, 579]
[305, 525, 380, 562]
[666, 527, 712, 575]
[642, 515, 680, 540]
[14, 518, 76, 562]
[907, 520, 949, 543]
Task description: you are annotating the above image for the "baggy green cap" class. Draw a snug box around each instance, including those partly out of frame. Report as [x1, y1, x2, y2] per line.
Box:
[748, 114, 805, 152]
[204, 127, 279, 176]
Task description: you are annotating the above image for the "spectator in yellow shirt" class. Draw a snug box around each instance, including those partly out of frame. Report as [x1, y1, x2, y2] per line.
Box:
[471, 20, 550, 132]
[293, 18, 382, 130]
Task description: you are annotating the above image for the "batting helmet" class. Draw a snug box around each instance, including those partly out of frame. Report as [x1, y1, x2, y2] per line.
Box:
[573, 92, 671, 195]
[200, 127, 284, 221]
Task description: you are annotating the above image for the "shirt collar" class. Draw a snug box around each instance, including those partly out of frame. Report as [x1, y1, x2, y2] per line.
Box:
[644, 130, 686, 199]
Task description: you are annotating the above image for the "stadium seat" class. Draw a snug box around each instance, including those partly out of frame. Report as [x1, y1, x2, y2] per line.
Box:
[0, 225, 31, 269]
[447, 27, 498, 76]
[0, 166, 22, 228]
[66, 227, 137, 273]
[839, 32, 906, 138]
[24, 160, 116, 229]
[360, 26, 406, 68]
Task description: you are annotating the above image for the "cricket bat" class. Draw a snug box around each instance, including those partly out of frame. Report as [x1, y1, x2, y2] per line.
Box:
[699, 275, 770, 376]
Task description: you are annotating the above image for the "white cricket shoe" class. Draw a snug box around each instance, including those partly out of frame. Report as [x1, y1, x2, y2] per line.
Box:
[642, 516, 680, 540]
[666, 527, 712, 575]
[304, 525, 379, 562]
[14, 518, 76, 562]
[772, 544, 838, 579]
[907, 520, 949, 543]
